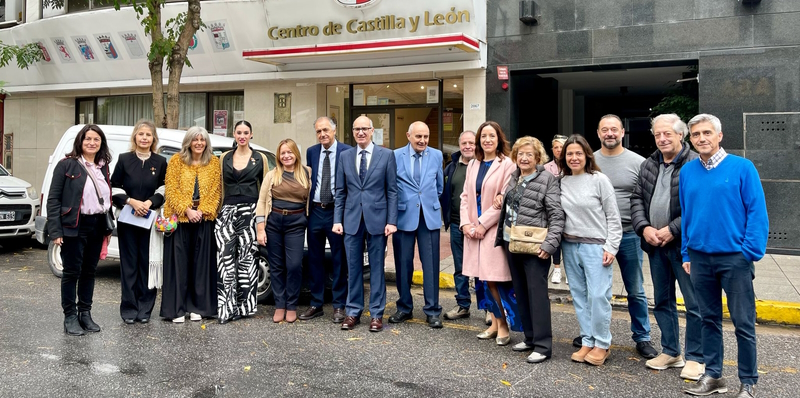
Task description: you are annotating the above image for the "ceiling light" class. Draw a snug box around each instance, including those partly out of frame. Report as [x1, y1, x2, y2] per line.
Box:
[420, 85, 425, 89]
[453, 84, 458, 88]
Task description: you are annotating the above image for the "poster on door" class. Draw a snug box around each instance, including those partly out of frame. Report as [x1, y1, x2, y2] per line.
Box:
[213, 110, 228, 136]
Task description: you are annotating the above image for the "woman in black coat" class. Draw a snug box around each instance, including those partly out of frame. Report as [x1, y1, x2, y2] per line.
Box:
[47, 124, 114, 336]
[111, 120, 168, 324]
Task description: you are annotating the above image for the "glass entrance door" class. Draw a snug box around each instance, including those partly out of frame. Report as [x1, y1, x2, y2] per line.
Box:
[363, 111, 393, 148]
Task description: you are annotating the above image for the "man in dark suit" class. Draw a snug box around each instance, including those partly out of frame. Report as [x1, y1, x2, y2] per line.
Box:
[389, 121, 444, 328]
[333, 115, 398, 332]
[299, 116, 352, 323]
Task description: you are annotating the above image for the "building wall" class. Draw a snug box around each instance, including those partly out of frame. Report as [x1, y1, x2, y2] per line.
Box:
[486, 0, 800, 250]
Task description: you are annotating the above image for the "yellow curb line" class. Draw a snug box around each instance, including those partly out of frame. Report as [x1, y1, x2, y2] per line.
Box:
[410, 270, 455, 289]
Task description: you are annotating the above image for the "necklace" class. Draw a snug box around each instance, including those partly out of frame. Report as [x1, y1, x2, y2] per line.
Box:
[135, 150, 151, 161]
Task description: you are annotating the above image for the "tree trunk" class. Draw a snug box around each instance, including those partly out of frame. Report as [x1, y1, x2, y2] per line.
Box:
[148, 0, 166, 128]
[164, 0, 202, 129]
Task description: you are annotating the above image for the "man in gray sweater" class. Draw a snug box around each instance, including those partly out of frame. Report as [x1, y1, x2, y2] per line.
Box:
[592, 114, 657, 359]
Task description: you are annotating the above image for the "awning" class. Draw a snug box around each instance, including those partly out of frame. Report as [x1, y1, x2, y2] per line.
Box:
[242, 33, 480, 70]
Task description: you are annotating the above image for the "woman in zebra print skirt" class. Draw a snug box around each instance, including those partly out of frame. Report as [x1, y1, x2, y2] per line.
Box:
[215, 121, 270, 324]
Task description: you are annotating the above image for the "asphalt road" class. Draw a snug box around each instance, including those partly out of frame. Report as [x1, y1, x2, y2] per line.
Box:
[1, 243, 799, 398]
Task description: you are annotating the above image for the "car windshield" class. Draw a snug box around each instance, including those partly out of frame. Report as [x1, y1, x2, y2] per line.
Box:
[0, 165, 9, 176]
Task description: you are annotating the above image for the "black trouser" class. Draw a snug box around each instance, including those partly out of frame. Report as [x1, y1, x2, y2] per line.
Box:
[61, 213, 106, 317]
[117, 222, 156, 320]
[160, 221, 218, 319]
[506, 242, 553, 357]
[306, 204, 347, 309]
[266, 210, 307, 311]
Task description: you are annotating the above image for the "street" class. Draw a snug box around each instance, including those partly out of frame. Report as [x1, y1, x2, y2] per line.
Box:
[1, 243, 799, 398]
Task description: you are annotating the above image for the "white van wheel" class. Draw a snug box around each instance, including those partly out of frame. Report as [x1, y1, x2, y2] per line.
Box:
[47, 240, 64, 278]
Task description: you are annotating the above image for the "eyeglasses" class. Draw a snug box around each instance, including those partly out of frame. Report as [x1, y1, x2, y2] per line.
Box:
[353, 127, 372, 132]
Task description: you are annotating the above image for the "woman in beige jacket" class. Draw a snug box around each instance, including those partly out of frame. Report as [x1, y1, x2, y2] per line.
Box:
[255, 139, 311, 323]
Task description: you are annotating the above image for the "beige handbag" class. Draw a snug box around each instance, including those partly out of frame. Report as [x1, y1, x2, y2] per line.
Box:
[508, 225, 548, 255]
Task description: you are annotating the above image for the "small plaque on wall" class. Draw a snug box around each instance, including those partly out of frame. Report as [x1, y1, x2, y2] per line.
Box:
[274, 93, 292, 124]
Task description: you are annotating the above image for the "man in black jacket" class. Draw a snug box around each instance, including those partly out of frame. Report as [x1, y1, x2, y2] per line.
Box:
[439, 130, 476, 320]
[631, 114, 703, 380]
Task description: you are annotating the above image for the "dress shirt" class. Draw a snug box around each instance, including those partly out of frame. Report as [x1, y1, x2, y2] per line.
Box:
[355, 141, 375, 172]
[80, 156, 111, 215]
[408, 145, 423, 178]
[313, 140, 338, 203]
[700, 147, 728, 170]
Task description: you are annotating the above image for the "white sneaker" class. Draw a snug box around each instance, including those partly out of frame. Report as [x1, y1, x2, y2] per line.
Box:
[646, 353, 685, 370]
[551, 268, 562, 284]
[189, 313, 202, 321]
[172, 316, 185, 323]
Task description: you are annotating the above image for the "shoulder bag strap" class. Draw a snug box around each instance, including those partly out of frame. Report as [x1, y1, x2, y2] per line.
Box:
[76, 159, 106, 206]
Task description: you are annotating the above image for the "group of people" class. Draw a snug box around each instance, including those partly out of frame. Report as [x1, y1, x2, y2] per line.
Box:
[50, 111, 767, 398]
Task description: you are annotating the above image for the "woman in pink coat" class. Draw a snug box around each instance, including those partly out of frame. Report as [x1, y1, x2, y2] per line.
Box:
[460, 121, 517, 345]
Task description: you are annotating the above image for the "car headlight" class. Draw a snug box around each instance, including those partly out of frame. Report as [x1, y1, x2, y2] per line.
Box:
[27, 187, 37, 200]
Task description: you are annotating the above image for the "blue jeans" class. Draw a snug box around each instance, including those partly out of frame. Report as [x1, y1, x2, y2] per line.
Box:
[689, 249, 758, 384]
[649, 245, 703, 362]
[450, 223, 471, 308]
[617, 231, 651, 342]
[562, 241, 613, 349]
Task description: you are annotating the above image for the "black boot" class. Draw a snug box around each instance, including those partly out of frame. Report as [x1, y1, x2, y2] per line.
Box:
[78, 311, 101, 333]
[64, 315, 85, 336]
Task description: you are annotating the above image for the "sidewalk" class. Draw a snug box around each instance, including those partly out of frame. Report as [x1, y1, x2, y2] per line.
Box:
[383, 227, 800, 326]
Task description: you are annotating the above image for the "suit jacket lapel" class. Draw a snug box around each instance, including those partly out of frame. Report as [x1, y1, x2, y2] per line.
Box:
[419, 147, 430, 187]
[398, 144, 412, 187]
[363, 146, 382, 184]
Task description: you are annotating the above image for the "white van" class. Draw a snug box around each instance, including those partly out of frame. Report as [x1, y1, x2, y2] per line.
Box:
[35, 125, 277, 300]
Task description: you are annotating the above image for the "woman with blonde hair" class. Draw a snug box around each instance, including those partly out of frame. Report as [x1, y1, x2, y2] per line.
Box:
[460, 121, 518, 345]
[111, 120, 167, 324]
[494, 136, 564, 363]
[256, 139, 311, 323]
[160, 127, 222, 323]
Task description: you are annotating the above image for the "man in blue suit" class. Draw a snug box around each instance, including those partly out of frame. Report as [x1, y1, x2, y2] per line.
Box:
[389, 121, 444, 328]
[299, 116, 352, 324]
[333, 115, 398, 332]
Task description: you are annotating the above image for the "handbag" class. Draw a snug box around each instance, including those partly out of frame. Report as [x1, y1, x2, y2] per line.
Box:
[506, 174, 548, 255]
[155, 210, 178, 235]
[77, 159, 115, 231]
[508, 225, 548, 255]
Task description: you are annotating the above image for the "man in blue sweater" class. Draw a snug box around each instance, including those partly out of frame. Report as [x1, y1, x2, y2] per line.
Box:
[680, 114, 768, 398]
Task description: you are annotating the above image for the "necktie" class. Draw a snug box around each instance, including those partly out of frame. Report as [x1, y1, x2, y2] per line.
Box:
[413, 153, 421, 185]
[359, 150, 367, 183]
[320, 150, 332, 204]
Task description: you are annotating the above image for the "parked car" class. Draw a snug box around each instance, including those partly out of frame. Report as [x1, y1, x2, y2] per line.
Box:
[0, 163, 40, 246]
[35, 124, 377, 303]
[35, 125, 279, 301]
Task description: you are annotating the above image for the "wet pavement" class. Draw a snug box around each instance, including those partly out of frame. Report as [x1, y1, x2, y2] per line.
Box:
[2, 242, 800, 398]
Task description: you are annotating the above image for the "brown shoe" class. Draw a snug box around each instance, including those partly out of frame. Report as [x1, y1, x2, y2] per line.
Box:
[369, 318, 383, 332]
[571, 346, 592, 363]
[273, 309, 286, 323]
[585, 347, 611, 366]
[341, 316, 360, 330]
[332, 308, 346, 323]
[298, 306, 324, 321]
[285, 310, 297, 323]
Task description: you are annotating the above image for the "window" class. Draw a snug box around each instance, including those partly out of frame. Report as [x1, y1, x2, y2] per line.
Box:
[79, 91, 241, 134]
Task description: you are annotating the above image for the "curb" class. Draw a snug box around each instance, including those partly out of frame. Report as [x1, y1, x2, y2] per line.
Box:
[388, 270, 800, 327]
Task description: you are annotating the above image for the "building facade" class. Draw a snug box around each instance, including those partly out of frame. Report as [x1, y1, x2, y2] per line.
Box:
[0, 0, 487, 197]
[486, 0, 799, 253]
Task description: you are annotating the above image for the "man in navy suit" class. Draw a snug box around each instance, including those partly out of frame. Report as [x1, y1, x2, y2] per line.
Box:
[333, 115, 398, 332]
[389, 121, 444, 328]
[299, 116, 352, 323]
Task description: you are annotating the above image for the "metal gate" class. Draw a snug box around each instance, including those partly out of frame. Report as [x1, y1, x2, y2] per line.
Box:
[743, 112, 800, 254]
